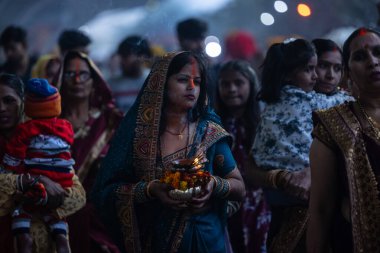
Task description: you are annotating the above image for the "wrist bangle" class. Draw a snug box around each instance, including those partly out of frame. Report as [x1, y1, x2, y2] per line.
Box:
[210, 176, 217, 191]
[146, 179, 160, 199]
[268, 169, 282, 189]
[222, 179, 231, 198]
[19, 174, 24, 192]
[16, 174, 21, 192]
[276, 170, 291, 190]
[212, 176, 230, 199]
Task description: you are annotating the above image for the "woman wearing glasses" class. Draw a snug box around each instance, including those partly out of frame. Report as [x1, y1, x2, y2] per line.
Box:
[57, 51, 123, 253]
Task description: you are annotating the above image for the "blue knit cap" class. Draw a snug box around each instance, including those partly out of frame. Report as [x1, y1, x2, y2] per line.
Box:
[26, 78, 57, 97]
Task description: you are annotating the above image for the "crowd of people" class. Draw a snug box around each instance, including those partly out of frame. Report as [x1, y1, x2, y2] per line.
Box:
[0, 16, 378, 253]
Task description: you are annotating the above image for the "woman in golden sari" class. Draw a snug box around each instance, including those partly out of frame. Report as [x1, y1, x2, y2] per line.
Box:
[92, 51, 246, 253]
[307, 27, 380, 252]
[0, 73, 86, 253]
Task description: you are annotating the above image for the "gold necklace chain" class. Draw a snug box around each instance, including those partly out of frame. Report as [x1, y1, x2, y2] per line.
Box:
[357, 100, 380, 140]
[165, 121, 188, 140]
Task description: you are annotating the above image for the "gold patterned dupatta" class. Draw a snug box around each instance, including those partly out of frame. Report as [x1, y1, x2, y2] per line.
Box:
[314, 102, 380, 252]
[114, 53, 176, 253]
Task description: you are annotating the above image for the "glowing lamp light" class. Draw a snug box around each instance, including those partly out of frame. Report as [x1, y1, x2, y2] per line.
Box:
[297, 3, 311, 17]
[274, 1, 288, 13]
[260, 13, 275, 26]
[205, 35, 220, 44]
[205, 42, 222, 57]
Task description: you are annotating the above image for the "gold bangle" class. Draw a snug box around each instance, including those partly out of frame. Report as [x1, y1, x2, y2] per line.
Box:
[210, 175, 217, 191]
[222, 179, 231, 198]
[146, 179, 160, 199]
[268, 169, 282, 189]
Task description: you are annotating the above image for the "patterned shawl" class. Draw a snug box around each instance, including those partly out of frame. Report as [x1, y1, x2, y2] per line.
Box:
[314, 102, 380, 252]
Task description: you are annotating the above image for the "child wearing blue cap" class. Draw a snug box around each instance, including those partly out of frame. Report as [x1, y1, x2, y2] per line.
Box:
[3, 78, 74, 253]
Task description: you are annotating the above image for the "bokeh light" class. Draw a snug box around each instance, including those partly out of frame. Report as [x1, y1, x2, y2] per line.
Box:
[205, 35, 220, 44]
[205, 42, 222, 57]
[260, 13, 275, 26]
[274, 1, 288, 13]
[297, 3, 311, 17]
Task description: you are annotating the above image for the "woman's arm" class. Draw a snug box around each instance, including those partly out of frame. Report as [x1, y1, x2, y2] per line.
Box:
[245, 156, 274, 188]
[0, 173, 17, 195]
[55, 174, 86, 218]
[189, 138, 246, 209]
[306, 139, 338, 253]
[245, 156, 311, 200]
[223, 167, 246, 201]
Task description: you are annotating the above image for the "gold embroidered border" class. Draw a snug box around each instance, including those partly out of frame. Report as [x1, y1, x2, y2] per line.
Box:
[316, 104, 380, 252]
[169, 213, 189, 253]
[132, 53, 177, 182]
[116, 184, 141, 253]
[201, 121, 231, 150]
[77, 125, 115, 182]
[269, 207, 309, 253]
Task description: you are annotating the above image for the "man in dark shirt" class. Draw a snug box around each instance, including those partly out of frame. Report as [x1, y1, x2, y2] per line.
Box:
[0, 25, 36, 83]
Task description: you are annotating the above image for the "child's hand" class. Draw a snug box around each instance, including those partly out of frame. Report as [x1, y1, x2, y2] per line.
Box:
[19, 173, 36, 192]
[22, 182, 47, 205]
[39, 175, 66, 208]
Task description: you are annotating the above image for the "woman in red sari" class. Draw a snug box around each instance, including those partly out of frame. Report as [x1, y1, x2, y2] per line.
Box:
[57, 51, 123, 253]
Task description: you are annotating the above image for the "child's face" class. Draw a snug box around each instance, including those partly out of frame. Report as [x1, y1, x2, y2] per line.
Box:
[218, 69, 250, 108]
[288, 54, 318, 92]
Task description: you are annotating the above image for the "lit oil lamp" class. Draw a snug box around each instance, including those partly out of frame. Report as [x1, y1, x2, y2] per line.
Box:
[161, 153, 211, 200]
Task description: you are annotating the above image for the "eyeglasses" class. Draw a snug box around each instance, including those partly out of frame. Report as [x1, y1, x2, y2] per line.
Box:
[63, 71, 91, 83]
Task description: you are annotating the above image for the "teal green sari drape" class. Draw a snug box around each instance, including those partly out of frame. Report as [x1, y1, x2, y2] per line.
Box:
[92, 52, 236, 253]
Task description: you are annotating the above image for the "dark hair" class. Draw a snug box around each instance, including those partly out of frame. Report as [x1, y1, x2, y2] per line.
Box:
[58, 29, 91, 53]
[0, 73, 24, 99]
[259, 39, 316, 103]
[215, 60, 261, 149]
[117, 35, 152, 58]
[312, 38, 342, 61]
[161, 52, 207, 126]
[342, 27, 380, 72]
[176, 18, 208, 40]
[0, 25, 27, 47]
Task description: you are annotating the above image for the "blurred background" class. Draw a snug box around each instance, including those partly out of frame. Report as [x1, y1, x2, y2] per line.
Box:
[1, 0, 379, 63]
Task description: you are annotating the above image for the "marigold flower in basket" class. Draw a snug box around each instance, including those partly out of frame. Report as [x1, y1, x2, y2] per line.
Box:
[160, 154, 210, 201]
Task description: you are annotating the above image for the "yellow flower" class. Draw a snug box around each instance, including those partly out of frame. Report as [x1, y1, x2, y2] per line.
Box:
[179, 181, 188, 190]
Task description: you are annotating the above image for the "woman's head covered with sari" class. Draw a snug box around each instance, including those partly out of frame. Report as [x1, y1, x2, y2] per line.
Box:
[31, 54, 61, 86]
[92, 51, 223, 251]
[56, 50, 115, 113]
[95, 51, 213, 182]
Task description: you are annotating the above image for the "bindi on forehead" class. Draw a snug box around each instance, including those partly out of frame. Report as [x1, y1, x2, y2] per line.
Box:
[68, 58, 88, 71]
[358, 28, 367, 36]
[191, 58, 198, 77]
